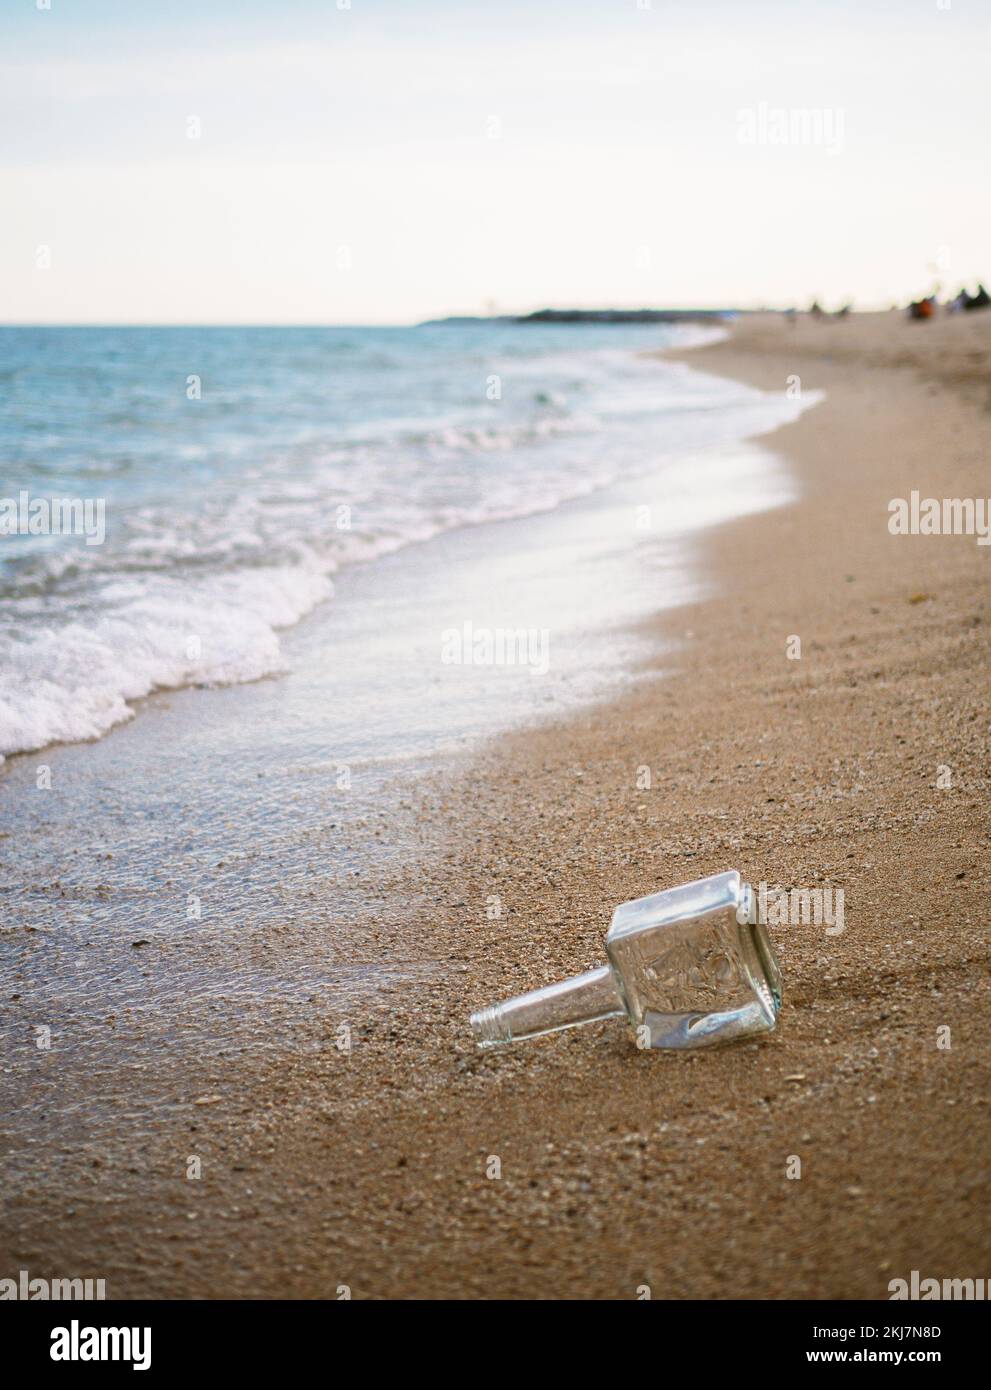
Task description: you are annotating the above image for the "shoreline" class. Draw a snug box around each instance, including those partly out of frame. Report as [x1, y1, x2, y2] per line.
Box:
[0, 321, 749, 769]
[4, 312, 990, 1298]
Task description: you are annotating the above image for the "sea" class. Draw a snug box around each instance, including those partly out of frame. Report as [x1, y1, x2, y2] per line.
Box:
[0, 322, 815, 764]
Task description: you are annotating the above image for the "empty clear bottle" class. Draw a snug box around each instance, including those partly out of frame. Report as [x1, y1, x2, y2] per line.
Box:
[470, 870, 782, 1051]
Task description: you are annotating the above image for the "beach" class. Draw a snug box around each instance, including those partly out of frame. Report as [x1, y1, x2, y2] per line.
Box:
[3, 310, 990, 1300]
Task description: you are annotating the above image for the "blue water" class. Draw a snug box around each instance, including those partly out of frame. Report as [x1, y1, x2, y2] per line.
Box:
[0, 322, 808, 759]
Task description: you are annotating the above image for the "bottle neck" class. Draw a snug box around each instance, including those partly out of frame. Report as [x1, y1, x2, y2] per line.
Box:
[470, 964, 626, 1047]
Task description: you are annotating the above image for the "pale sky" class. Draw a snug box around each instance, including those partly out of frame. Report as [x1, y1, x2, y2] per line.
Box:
[2, 0, 989, 323]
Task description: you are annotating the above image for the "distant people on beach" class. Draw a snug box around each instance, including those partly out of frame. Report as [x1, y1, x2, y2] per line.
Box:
[795, 287, 989, 323]
[948, 283, 991, 313]
[804, 299, 852, 320]
[909, 283, 989, 319]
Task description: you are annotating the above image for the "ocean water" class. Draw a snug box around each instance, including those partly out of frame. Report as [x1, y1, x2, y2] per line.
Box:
[0, 322, 813, 762]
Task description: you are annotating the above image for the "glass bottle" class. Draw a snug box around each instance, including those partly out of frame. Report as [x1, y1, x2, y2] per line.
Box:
[470, 870, 782, 1050]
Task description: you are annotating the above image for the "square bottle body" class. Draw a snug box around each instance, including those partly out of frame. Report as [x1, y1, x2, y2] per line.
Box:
[605, 871, 782, 1048]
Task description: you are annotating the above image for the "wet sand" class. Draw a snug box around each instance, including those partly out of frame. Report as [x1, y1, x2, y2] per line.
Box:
[3, 310, 990, 1299]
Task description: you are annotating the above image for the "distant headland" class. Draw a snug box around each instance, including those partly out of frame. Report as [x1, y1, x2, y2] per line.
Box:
[419, 308, 740, 327]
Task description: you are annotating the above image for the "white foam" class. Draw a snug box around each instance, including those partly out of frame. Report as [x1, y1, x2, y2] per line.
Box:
[0, 564, 331, 757]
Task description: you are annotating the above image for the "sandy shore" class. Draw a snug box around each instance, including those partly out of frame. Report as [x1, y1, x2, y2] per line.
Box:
[4, 311, 990, 1300]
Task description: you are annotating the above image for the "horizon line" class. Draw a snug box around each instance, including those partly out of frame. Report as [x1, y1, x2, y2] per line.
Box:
[0, 306, 889, 330]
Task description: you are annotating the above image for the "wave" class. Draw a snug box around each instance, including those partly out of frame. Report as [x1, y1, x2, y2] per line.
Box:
[0, 325, 811, 762]
[0, 564, 331, 759]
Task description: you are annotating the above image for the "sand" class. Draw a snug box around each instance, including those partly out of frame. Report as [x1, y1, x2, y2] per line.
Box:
[3, 310, 990, 1300]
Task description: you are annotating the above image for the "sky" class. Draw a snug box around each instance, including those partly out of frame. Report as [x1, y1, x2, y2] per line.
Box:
[2, 0, 989, 324]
